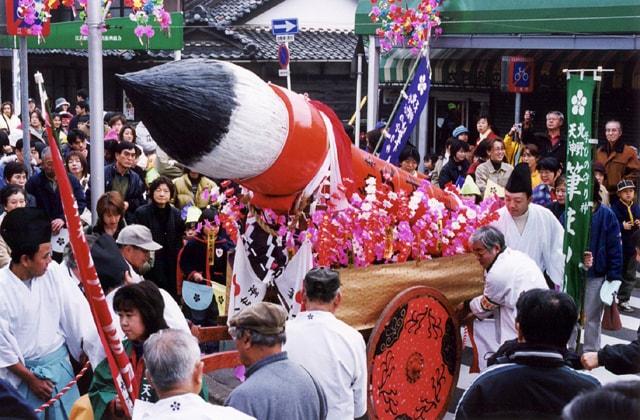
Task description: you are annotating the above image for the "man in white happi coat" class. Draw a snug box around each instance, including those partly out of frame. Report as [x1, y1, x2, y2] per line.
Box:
[284, 268, 368, 420]
[458, 226, 548, 370]
[492, 162, 565, 288]
[0, 208, 95, 419]
[133, 329, 254, 420]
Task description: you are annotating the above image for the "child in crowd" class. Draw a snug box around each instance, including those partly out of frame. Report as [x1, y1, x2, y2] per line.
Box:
[439, 140, 470, 189]
[531, 157, 561, 206]
[520, 144, 542, 189]
[177, 206, 233, 353]
[398, 145, 420, 177]
[592, 162, 610, 206]
[611, 180, 640, 313]
[548, 175, 566, 222]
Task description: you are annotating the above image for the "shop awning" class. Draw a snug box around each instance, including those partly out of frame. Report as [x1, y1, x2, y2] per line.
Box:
[356, 0, 640, 36]
[380, 48, 640, 90]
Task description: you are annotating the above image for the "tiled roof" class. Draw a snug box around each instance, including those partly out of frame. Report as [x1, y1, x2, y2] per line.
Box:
[208, 0, 282, 26]
[183, 0, 283, 26]
[147, 27, 356, 61]
[28, 48, 137, 60]
[233, 27, 357, 61]
[30, 0, 356, 62]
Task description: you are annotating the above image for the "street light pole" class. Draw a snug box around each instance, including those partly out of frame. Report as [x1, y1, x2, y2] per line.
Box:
[88, 0, 105, 223]
[354, 36, 365, 149]
[18, 37, 31, 177]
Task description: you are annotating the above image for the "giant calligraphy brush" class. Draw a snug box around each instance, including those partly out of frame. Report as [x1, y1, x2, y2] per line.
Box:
[117, 59, 457, 212]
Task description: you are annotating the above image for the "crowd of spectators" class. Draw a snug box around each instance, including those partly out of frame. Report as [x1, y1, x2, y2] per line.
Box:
[0, 94, 637, 420]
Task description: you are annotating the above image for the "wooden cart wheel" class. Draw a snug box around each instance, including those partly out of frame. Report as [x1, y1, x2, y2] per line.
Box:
[367, 286, 462, 420]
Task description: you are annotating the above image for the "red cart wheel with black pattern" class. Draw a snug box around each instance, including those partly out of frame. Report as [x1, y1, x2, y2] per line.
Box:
[367, 286, 462, 419]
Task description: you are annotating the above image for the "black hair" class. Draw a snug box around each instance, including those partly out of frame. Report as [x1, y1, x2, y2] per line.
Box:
[113, 281, 168, 340]
[304, 278, 339, 303]
[76, 101, 89, 112]
[198, 206, 219, 224]
[474, 141, 490, 160]
[399, 144, 420, 164]
[14, 139, 35, 151]
[0, 185, 24, 208]
[450, 139, 470, 161]
[562, 381, 640, 420]
[108, 113, 127, 128]
[444, 137, 455, 153]
[119, 124, 137, 143]
[592, 179, 602, 203]
[76, 88, 89, 101]
[114, 141, 136, 155]
[538, 157, 561, 173]
[523, 143, 540, 158]
[516, 289, 577, 348]
[65, 151, 89, 178]
[77, 115, 90, 125]
[149, 176, 176, 202]
[0, 131, 9, 148]
[29, 110, 45, 127]
[67, 129, 87, 144]
[488, 138, 505, 151]
[4, 161, 26, 182]
[9, 243, 40, 264]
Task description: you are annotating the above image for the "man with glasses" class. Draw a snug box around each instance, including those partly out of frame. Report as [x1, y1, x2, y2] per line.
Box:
[534, 111, 566, 168]
[104, 142, 145, 223]
[116, 224, 161, 283]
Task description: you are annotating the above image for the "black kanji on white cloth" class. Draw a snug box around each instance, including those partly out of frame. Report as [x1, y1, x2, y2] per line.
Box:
[242, 216, 288, 283]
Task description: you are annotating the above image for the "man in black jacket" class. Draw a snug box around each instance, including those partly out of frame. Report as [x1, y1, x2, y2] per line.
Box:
[581, 326, 640, 374]
[26, 147, 87, 235]
[455, 289, 600, 420]
[104, 141, 145, 223]
[533, 111, 566, 169]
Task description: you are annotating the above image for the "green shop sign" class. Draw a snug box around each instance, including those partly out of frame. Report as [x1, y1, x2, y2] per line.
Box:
[1, 12, 183, 50]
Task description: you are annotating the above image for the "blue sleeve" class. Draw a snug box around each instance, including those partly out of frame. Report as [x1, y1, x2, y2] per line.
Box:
[606, 209, 624, 280]
[70, 176, 87, 214]
[225, 388, 259, 418]
[127, 173, 147, 213]
[455, 383, 482, 420]
[439, 165, 452, 188]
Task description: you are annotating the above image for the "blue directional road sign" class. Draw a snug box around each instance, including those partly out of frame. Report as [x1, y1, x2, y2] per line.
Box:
[271, 18, 299, 35]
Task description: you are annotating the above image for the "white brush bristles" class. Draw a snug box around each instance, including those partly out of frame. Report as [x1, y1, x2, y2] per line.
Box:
[187, 62, 289, 180]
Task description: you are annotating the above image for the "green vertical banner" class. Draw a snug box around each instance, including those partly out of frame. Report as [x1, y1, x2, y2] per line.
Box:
[563, 74, 596, 310]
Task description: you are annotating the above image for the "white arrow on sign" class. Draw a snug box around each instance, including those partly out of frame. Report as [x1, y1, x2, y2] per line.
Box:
[273, 20, 297, 33]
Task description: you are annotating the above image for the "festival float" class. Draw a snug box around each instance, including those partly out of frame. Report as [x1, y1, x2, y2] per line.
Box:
[37, 0, 496, 417]
[114, 3, 501, 417]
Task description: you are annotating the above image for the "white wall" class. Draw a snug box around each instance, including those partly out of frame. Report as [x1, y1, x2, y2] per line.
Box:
[245, 0, 358, 30]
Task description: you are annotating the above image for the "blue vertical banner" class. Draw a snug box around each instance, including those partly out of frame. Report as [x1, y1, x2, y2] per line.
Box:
[378, 55, 431, 165]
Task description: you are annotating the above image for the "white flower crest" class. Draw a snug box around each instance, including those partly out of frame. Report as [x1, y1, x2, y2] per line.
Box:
[417, 74, 428, 95]
[571, 89, 588, 116]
